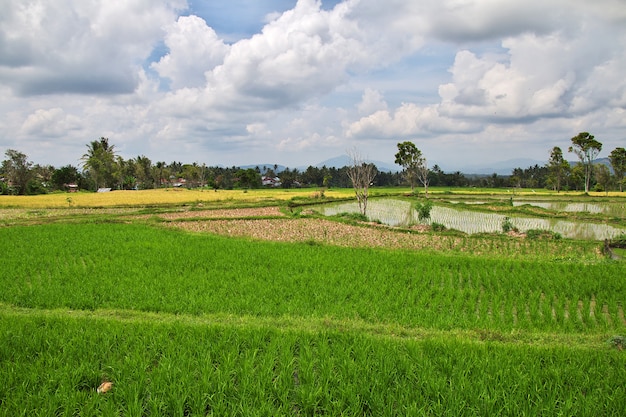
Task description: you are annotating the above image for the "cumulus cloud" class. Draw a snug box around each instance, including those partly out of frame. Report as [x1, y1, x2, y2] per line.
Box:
[424, 0, 569, 42]
[437, 25, 625, 122]
[155, 0, 430, 115]
[204, 0, 367, 109]
[347, 100, 479, 139]
[1, 0, 625, 170]
[151, 15, 230, 89]
[0, 0, 185, 95]
[20, 108, 82, 137]
[357, 89, 388, 115]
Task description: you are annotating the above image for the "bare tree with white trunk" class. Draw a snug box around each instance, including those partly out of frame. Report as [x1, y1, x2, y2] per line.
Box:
[346, 148, 377, 216]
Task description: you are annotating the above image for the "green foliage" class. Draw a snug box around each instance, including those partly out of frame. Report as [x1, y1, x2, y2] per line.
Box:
[610, 234, 626, 248]
[608, 335, 626, 350]
[569, 132, 602, 193]
[501, 216, 517, 233]
[336, 211, 368, 222]
[431, 222, 446, 232]
[413, 199, 433, 222]
[609, 147, 626, 192]
[81, 137, 117, 190]
[526, 229, 562, 240]
[547, 146, 571, 192]
[236, 168, 262, 189]
[2, 149, 33, 195]
[395, 141, 423, 190]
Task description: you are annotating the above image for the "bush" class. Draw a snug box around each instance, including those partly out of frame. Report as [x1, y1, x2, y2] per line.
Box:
[501, 216, 518, 233]
[413, 200, 433, 222]
[526, 229, 562, 240]
[610, 234, 626, 248]
[431, 222, 447, 232]
[337, 212, 368, 222]
[608, 335, 625, 350]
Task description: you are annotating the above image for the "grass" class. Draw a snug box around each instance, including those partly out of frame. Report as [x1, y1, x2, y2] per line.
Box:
[2, 307, 625, 416]
[1, 222, 623, 332]
[1, 190, 625, 415]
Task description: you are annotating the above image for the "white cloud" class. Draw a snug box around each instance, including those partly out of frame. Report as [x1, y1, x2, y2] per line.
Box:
[347, 101, 479, 139]
[203, 0, 368, 109]
[1, 0, 625, 171]
[357, 88, 388, 115]
[0, 0, 185, 95]
[438, 26, 625, 121]
[20, 108, 82, 137]
[151, 15, 230, 89]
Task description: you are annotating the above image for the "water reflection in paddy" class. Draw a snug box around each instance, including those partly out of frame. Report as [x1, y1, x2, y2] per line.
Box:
[316, 199, 625, 241]
[511, 201, 626, 216]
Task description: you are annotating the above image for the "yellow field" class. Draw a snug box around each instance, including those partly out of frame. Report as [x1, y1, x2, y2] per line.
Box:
[0, 188, 352, 208]
[0, 187, 622, 208]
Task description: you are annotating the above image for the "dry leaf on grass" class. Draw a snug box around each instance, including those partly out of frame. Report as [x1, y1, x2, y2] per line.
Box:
[97, 381, 113, 394]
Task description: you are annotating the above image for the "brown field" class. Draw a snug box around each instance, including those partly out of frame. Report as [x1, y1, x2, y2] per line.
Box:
[161, 208, 597, 259]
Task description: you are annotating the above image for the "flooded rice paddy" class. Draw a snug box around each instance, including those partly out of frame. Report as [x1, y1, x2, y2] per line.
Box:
[512, 200, 626, 217]
[316, 199, 625, 240]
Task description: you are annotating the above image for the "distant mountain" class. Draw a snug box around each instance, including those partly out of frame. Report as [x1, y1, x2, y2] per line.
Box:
[238, 164, 287, 174]
[311, 155, 399, 172]
[451, 158, 546, 175]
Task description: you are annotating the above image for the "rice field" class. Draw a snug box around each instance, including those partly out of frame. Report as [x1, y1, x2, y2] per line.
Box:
[1, 190, 625, 415]
[316, 198, 626, 240]
[0, 188, 349, 208]
[2, 309, 625, 416]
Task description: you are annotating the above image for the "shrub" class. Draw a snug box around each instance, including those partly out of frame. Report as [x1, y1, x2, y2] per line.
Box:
[431, 222, 447, 232]
[337, 212, 368, 222]
[610, 234, 626, 248]
[413, 200, 433, 222]
[526, 229, 562, 240]
[608, 335, 625, 350]
[501, 216, 518, 233]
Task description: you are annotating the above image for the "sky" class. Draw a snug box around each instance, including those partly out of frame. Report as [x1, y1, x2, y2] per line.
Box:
[1, 0, 625, 172]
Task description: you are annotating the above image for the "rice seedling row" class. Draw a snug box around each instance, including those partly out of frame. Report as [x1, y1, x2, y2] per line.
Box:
[1, 223, 624, 334]
[1, 310, 625, 416]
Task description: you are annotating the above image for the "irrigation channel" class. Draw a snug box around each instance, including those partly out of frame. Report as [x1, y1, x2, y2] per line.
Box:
[314, 198, 626, 240]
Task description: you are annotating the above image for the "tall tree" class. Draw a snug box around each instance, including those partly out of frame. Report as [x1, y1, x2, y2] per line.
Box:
[394, 141, 429, 195]
[346, 148, 377, 216]
[546, 146, 570, 192]
[568, 132, 602, 193]
[134, 155, 153, 189]
[235, 168, 261, 189]
[81, 137, 118, 190]
[608, 147, 626, 192]
[594, 163, 612, 194]
[52, 165, 80, 190]
[1, 149, 33, 195]
[154, 161, 167, 188]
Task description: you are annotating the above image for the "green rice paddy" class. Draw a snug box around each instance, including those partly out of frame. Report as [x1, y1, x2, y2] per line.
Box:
[1, 192, 625, 416]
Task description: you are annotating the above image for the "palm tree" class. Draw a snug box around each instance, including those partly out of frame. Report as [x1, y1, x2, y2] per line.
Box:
[81, 137, 117, 190]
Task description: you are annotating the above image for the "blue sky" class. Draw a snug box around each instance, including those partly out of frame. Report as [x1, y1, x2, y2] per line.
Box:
[1, 0, 625, 172]
[186, 0, 344, 41]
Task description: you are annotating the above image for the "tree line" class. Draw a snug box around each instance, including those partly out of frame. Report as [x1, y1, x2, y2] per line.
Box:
[1, 133, 624, 195]
[392, 133, 624, 194]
